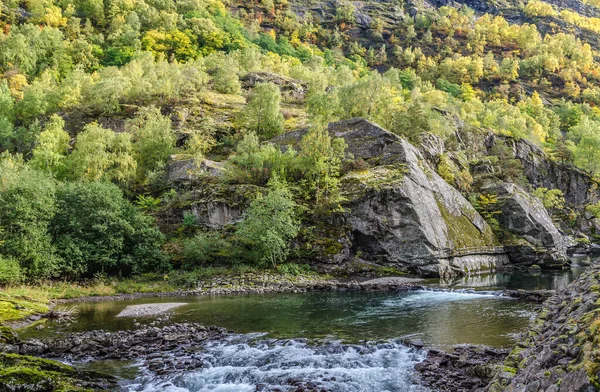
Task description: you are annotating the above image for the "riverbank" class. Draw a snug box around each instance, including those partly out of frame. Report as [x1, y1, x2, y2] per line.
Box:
[487, 265, 600, 391]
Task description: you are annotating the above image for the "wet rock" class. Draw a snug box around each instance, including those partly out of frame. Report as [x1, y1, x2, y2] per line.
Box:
[9, 323, 228, 376]
[416, 345, 508, 392]
[486, 265, 600, 391]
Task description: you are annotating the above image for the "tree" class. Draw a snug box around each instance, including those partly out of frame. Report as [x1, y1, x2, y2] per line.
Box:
[298, 124, 347, 212]
[568, 116, 600, 175]
[51, 181, 167, 278]
[0, 156, 59, 279]
[236, 179, 299, 268]
[127, 106, 176, 182]
[533, 187, 565, 210]
[212, 57, 241, 94]
[30, 114, 71, 176]
[237, 82, 284, 139]
[67, 123, 136, 182]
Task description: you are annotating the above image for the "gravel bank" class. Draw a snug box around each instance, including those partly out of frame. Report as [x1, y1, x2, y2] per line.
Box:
[116, 302, 186, 317]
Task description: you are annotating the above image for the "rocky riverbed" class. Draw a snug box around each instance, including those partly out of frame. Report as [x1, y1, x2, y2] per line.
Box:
[3, 323, 230, 375]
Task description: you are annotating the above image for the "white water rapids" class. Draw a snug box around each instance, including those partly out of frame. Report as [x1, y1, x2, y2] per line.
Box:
[124, 334, 428, 392]
[121, 289, 519, 392]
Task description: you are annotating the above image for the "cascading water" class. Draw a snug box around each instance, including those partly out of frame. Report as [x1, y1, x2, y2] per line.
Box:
[124, 335, 428, 392]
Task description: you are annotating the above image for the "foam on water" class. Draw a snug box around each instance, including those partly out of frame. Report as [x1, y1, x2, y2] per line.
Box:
[124, 336, 427, 392]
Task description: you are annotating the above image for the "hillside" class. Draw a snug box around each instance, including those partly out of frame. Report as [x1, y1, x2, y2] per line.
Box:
[1, 0, 600, 283]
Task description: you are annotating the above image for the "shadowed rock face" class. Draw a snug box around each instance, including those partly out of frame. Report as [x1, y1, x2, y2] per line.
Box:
[485, 134, 599, 207]
[483, 182, 568, 267]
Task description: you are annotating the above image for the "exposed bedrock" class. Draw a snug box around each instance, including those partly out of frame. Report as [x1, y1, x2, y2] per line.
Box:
[276, 118, 508, 278]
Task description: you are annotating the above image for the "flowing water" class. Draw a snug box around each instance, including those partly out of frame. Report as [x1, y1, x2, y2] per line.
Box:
[21, 266, 586, 391]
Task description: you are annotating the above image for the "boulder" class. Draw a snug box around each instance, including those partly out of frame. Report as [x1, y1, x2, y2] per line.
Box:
[166, 156, 224, 184]
[482, 182, 568, 267]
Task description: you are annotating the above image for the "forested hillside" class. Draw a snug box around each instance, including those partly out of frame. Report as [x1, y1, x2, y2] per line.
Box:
[2, 0, 600, 283]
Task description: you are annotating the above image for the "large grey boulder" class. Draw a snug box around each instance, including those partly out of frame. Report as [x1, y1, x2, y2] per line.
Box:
[166, 156, 224, 184]
[482, 182, 568, 267]
[277, 118, 508, 278]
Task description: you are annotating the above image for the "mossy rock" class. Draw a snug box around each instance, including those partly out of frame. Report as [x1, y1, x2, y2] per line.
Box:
[0, 298, 49, 324]
[0, 326, 18, 344]
[0, 353, 116, 391]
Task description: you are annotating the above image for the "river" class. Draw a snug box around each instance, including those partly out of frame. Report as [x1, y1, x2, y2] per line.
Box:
[20, 265, 586, 391]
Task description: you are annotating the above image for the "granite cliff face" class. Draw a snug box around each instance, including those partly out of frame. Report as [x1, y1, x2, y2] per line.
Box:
[276, 118, 508, 277]
[485, 134, 598, 207]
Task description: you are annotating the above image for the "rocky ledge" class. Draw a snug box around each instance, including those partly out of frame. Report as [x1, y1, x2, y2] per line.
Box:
[4, 323, 229, 375]
[416, 345, 509, 392]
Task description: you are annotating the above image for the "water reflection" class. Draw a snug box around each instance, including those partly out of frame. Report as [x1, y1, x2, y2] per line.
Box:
[440, 264, 586, 291]
[23, 290, 535, 348]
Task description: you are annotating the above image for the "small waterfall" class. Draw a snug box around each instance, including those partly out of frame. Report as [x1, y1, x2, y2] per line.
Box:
[124, 335, 428, 392]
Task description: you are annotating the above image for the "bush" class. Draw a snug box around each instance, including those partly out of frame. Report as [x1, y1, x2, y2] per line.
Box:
[277, 263, 313, 276]
[0, 256, 23, 285]
[182, 233, 232, 268]
[51, 181, 167, 278]
[236, 180, 299, 268]
[236, 83, 284, 140]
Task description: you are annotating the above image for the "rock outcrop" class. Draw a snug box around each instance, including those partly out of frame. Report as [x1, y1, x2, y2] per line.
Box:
[483, 182, 568, 267]
[485, 134, 598, 207]
[276, 118, 509, 278]
[487, 266, 600, 392]
[166, 156, 224, 185]
[240, 71, 307, 101]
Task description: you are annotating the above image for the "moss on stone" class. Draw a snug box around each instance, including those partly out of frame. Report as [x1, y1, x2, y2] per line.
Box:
[436, 199, 498, 248]
[341, 165, 407, 200]
[0, 297, 48, 324]
[0, 353, 93, 392]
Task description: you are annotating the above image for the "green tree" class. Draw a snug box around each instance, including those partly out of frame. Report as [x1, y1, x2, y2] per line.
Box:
[30, 114, 71, 176]
[128, 106, 176, 182]
[236, 179, 299, 268]
[0, 156, 59, 279]
[568, 116, 600, 175]
[237, 82, 284, 139]
[51, 181, 167, 278]
[533, 187, 565, 210]
[298, 124, 347, 212]
[212, 57, 241, 94]
[67, 123, 136, 182]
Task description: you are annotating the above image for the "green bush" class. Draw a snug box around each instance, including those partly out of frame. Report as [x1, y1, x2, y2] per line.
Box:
[182, 233, 232, 268]
[51, 181, 168, 278]
[0, 256, 23, 285]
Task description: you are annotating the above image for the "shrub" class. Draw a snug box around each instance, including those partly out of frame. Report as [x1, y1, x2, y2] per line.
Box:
[0, 256, 23, 285]
[182, 233, 231, 268]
